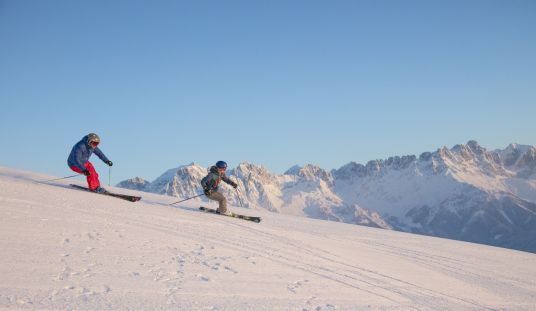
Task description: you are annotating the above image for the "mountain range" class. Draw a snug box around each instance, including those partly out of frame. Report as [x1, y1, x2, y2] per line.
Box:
[117, 141, 536, 253]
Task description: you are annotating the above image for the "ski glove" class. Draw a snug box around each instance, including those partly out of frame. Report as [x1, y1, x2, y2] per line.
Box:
[203, 188, 212, 196]
[83, 170, 91, 176]
[106, 161, 113, 166]
[230, 181, 238, 189]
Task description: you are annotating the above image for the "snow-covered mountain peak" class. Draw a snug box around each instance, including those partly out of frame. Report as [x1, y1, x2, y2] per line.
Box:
[285, 164, 333, 184]
[332, 162, 367, 180]
[115, 177, 150, 191]
[436, 145, 455, 161]
[419, 151, 433, 162]
[334, 155, 419, 180]
[383, 155, 417, 170]
[497, 143, 536, 176]
[502, 143, 533, 155]
[451, 143, 476, 161]
[147, 163, 206, 196]
[448, 140, 484, 156]
[424, 141, 506, 177]
[230, 162, 277, 185]
[283, 165, 302, 175]
[177, 162, 206, 175]
[365, 160, 383, 176]
[466, 140, 485, 154]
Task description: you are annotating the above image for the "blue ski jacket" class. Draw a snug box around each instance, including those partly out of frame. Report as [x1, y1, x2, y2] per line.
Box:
[67, 135, 110, 172]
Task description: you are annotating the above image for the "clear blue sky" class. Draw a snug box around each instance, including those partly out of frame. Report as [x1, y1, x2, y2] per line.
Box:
[1, 0, 535, 183]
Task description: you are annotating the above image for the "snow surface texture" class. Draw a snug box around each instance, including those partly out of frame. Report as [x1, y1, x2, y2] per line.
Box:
[118, 141, 536, 253]
[1, 167, 536, 310]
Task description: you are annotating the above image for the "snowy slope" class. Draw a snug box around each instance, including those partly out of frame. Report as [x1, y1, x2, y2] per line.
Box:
[1, 167, 536, 310]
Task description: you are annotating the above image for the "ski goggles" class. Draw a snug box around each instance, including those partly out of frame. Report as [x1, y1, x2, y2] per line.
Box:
[90, 141, 100, 147]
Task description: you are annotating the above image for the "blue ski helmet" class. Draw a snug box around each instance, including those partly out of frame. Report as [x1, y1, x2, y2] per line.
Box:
[216, 161, 227, 169]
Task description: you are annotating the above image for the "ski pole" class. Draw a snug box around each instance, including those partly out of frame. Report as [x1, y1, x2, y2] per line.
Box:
[108, 166, 111, 186]
[235, 187, 244, 208]
[169, 193, 205, 205]
[36, 174, 80, 184]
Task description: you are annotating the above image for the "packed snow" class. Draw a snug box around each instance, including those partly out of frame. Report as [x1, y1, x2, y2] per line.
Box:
[1, 167, 536, 310]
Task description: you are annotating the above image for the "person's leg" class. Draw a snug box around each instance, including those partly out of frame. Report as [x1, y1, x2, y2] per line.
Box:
[70, 162, 100, 190]
[208, 192, 227, 213]
[84, 162, 100, 190]
[69, 166, 83, 174]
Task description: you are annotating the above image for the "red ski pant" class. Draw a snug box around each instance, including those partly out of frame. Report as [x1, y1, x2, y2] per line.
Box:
[70, 161, 100, 190]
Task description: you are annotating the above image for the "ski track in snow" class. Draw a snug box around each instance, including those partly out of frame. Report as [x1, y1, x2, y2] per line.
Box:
[180, 217, 498, 310]
[0, 167, 536, 310]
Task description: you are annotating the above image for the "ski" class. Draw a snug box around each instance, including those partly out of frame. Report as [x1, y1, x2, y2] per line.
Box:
[70, 184, 141, 202]
[199, 206, 261, 223]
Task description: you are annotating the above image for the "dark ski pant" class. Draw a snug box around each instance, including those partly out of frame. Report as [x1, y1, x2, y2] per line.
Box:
[206, 191, 227, 213]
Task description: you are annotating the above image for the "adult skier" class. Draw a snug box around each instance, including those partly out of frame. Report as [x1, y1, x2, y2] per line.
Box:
[67, 133, 113, 193]
[201, 161, 238, 215]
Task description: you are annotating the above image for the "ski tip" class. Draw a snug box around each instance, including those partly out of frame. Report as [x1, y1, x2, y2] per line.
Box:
[127, 196, 142, 202]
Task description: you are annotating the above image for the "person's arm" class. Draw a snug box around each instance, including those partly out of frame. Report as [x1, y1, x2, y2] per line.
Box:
[222, 175, 237, 188]
[201, 175, 213, 195]
[201, 176, 209, 189]
[94, 147, 111, 165]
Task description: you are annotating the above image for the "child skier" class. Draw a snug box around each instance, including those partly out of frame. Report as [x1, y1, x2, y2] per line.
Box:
[201, 161, 238, 215]
[67, 133, 113, 193]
